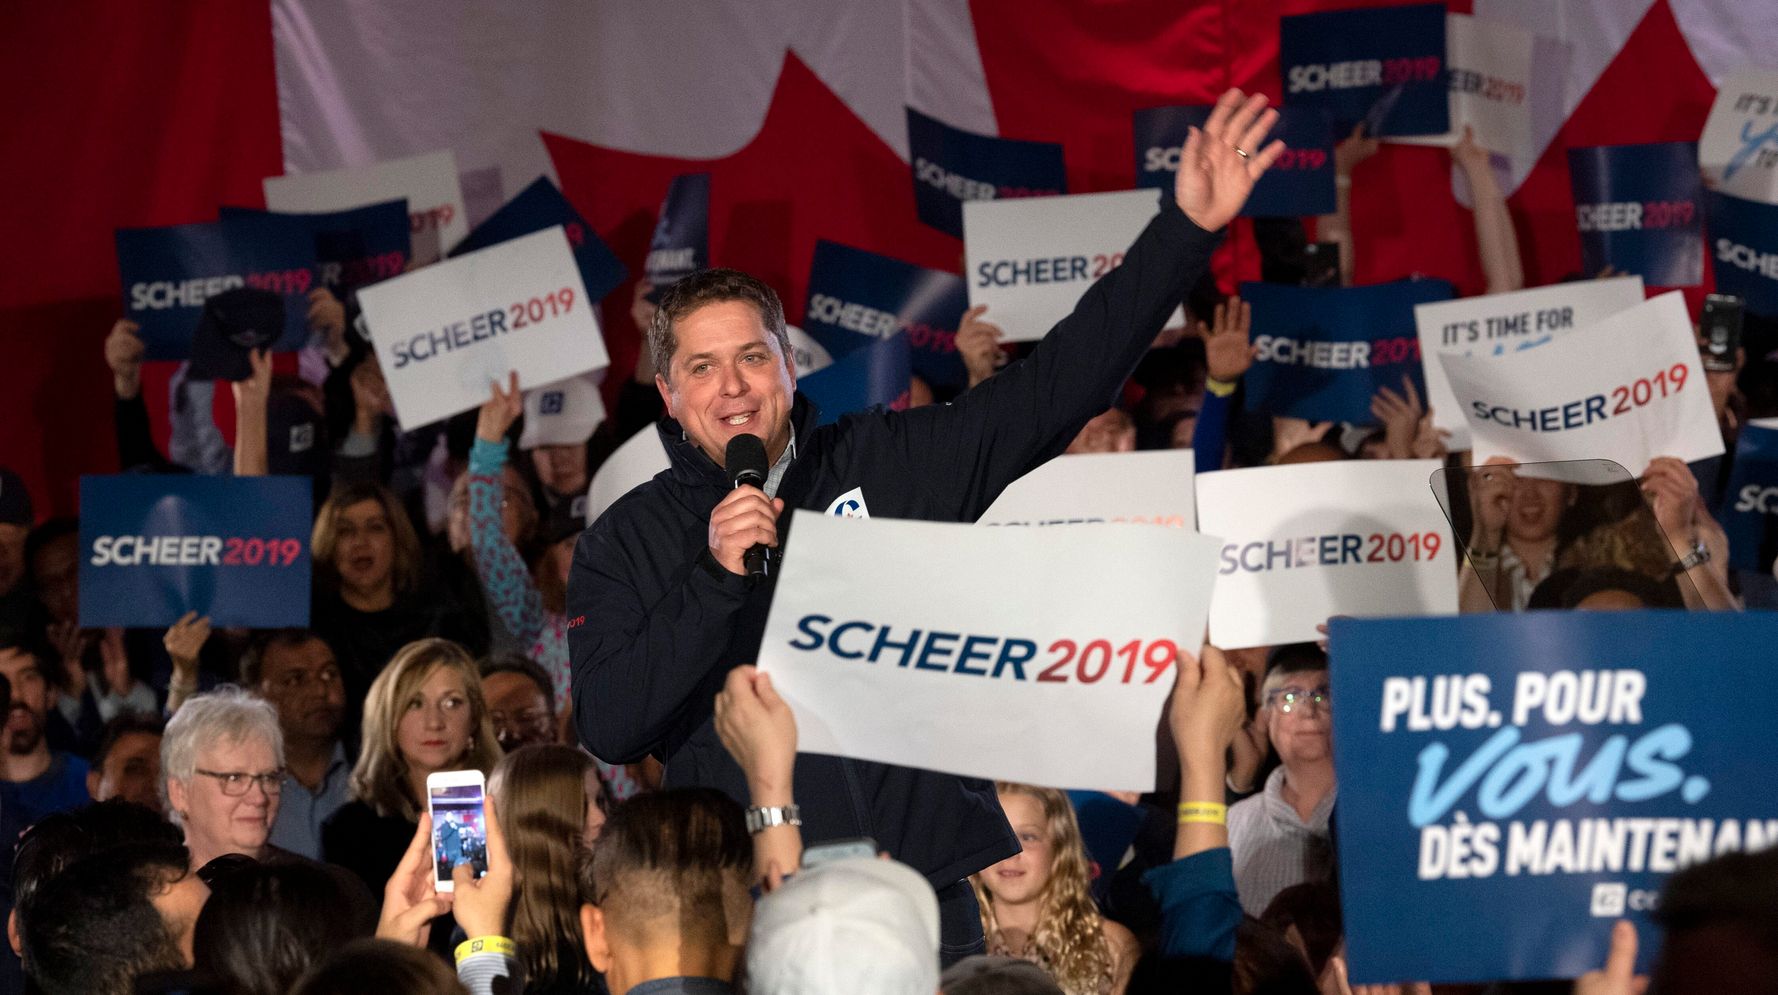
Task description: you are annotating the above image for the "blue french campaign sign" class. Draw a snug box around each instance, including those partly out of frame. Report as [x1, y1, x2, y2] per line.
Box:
[798, 331, 912, 426]
[803, 240, 969, 390]
[1569, 143, 1704, 287]
[907, 107, 1067, 238]
[115, 213, 321, 360]
[453, 177, 627, 305]
[1278, 3, 1449, 137]
[1133, 106, 1336, 216]
[1706, 190, 1778, 315]
[645, 173, 710, 294]
[1717, 421, 1778, 572]
[223, 199, 411, 296]
[1329, 611, 1778, 985]
[79, 475, 313, 629]
[1241, 278, 1455, 423]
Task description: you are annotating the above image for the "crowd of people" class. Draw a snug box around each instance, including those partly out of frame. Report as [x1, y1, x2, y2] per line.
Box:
[0, 82, 1773, 995]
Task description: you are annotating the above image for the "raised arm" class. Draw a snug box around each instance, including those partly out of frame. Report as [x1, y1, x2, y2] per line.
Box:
[231, 349, 272, 477]
[1455, 127, 1524, 295]
[468, 374, 547, 647]
[890, 89, 1284, 516]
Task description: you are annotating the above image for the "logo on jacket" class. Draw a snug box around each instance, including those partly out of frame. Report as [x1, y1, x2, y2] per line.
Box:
[825, 487, 870, 519]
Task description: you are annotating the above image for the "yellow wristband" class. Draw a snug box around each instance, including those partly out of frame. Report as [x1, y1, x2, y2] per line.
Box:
[1205, 377, 1238, 398]
[1177, 802, 1227, 825]
[455, 936, 518, 964]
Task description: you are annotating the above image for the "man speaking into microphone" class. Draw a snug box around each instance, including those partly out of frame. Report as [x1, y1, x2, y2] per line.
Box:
[568, 89, 1284, 957]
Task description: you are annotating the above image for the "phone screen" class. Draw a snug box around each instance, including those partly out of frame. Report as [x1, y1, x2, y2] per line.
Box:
[429, 781, 489, 884]
[1701, 294, 1743, 373]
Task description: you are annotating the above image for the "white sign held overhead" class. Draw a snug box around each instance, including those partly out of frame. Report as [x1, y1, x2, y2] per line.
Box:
[358, 226, 607, 430]
[1196, 460, 1456, 650]
[1439, 291, 1724, 474]
[978, 449, 1196, 528]
[1412, 276, 1645, 450]
[1393, 15, 1537, 158]
[265, 149, 469, 262]
[964, 190, 1184, 341]
[758, 512, 1222, 793]
[1699, 71, 1778, 206]
[585, 426, 672, 527]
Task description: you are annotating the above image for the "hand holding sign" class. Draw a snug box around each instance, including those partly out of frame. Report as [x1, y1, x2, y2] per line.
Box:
[1175, 89, 1287, 231]
[714, 666, 798, 805]
[105, 319, 145, 399]
[956, 305, 1008, 387]
[1572, 921, 1648, 995]
[475, 372, 523, 444]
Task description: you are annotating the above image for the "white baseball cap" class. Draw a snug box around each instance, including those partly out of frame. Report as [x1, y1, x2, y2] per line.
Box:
[520, 372, 606, 449]
[745, 856, 940, 995]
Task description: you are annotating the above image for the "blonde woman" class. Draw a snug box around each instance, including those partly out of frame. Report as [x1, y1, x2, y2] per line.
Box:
[972, 784, 1139, 995]
[489, 744, 610, 994]
[322, 638, 501, 901]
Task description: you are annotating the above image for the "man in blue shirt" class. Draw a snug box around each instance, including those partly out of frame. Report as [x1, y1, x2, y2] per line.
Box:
[0, 639, 91, 826]
[244, 629, 353, 859]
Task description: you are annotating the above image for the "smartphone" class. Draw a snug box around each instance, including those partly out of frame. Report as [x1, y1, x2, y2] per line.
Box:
[426, 770, 489, 892]
[1701, 293, 1743, 373]
[1302, 241, 1342, 288]
[802, 836, 879, 870]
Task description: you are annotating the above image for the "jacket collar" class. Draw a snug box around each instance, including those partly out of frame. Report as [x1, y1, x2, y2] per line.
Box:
[657, 392, 821, 486]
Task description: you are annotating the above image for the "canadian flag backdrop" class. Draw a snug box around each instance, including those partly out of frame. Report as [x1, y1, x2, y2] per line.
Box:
[0, 0, 1767, 517]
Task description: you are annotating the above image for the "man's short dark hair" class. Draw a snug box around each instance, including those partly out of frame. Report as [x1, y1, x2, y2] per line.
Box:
[479, 652, 556, 710]
[18, 842, 190, 995]
[648, 269, 791, 381]
[238, 628, 329, 687]
[12, 800, 183, 917]
[93, 712, 164, 770]
[579, 788, 752, 944]
[1655, 847, 1778, 993]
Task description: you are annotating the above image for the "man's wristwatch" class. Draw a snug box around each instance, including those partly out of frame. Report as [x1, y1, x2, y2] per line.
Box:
[1672, 536, 1711, 575]
[745, 804, 802, 835]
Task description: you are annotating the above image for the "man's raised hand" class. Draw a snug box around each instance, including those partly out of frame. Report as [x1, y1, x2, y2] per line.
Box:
[1174, 88, 1286, 232]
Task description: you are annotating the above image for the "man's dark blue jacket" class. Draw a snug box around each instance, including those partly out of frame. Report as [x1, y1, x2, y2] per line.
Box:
[567, 193, 1220, 889]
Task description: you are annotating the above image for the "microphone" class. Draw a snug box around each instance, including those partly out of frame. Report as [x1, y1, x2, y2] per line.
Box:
[724, 434, 772, 580]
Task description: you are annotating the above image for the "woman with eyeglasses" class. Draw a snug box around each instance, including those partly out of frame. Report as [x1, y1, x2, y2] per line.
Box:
[161, 685, 287, 870]
[1226, 644, 1336, 918]
[322, 638, 502, 904]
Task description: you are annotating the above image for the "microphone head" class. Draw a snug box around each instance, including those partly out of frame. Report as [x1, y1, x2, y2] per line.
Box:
[725, 433, 769, 487]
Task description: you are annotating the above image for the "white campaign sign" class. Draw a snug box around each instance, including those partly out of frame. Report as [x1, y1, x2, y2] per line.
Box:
[585, 426, 671, 527]
[785, 324, 834, 376]
[758, 511, 1222, 792]
[358, 226, 606, 429]
[1699, 71, 1778, 206]
[1440, 292, 1724, 473]
[978, 450, 1196, 528]
[265, 149, 469, 262]
[1413, 277, 1644, 450]
[964, 190, 1183, 341]
[1196, 460, 1456, 650]
[1393, 15, 1536, 157]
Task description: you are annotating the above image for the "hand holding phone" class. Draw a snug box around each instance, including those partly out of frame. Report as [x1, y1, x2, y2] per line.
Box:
[427, 770, 488, 893]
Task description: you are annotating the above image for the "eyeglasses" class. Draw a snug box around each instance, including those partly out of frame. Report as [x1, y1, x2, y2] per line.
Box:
[194, 769, 286, 796]
[1265, 686, 1331, 715]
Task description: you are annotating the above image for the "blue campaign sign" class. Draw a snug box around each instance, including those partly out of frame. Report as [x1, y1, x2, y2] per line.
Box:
[79, 475, 313, 629]
[1241, 278, 1455, 423]
[645, 173, 710, 294]
[798, 331, 912, 426]
[1569, 143, 1704, 287]
[803, 240, 970, 390]
[907, 107, 1067, 238]
[453, 177, 627, 304]
[1278, 3, 1449, 137]
[1134, 105, 1336, 216]
[115, 214, 321, 360]
[1329, 611, 1778, 985]
[1717, 422, 1778, 572]
[1706, 190, 1778, 316]
[223, 199, 411, 296]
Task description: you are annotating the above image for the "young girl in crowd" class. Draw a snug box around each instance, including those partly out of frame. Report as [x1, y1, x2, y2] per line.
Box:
[489, 744, 611, 994]
[322, 638, 501, 901]
[972, 783, 1140, 995]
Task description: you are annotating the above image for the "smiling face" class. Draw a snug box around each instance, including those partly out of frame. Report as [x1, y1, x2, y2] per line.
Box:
[1507, 477, 1574, 544]
[980, 791, 1054, 907]
[168, 735, 282, 860]
[656, 299, 797, 467]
